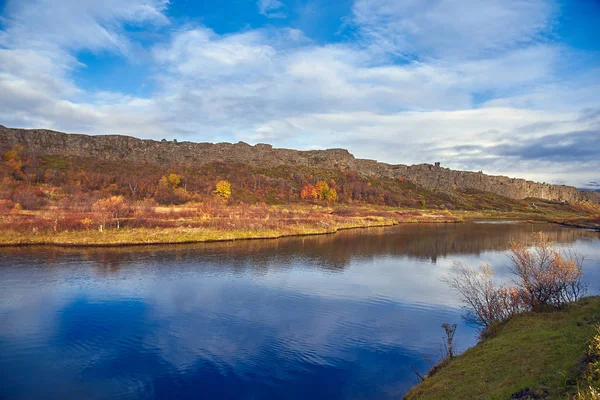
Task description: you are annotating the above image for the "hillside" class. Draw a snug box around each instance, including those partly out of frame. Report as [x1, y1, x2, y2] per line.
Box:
[1, 124, 599, 247]
[404, 297, 600, 399]
[1, 125, 599, 204]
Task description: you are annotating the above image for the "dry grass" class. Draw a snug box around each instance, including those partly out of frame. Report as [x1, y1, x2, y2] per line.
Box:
[0, 204, 400, 246]
[0, 201, 595, 247]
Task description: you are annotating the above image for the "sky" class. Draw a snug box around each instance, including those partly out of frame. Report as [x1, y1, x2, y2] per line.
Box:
[0, 0, 599, 188]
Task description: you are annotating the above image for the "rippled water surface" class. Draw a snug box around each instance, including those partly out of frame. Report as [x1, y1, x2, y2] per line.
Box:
[1, 222, 600, 399]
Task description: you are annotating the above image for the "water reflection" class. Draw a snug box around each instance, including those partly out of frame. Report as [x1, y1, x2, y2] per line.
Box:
[0, 222, 599, 400]
[2, 221, 596, 271]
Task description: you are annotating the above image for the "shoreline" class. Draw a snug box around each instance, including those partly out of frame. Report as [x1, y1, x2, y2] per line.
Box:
[1, 205, 597, 249]
[1, 217, 591, 250]
[0, 219, 398, 248]
[403, 297, 600, 399]
[2, 217, 470, 248]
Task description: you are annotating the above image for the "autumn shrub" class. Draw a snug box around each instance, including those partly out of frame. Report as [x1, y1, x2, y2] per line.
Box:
[196, 199, 217, 216]
[59, 192, 97, 212]
[57, 214, 95, 231]
[300, 184, 318, 201]
[137, 198, 158, 215]
[155, 175, 190, 205]
[3, 214, 52, 231]
[509, 232, 587, 310]
[444, 233, 588, 330]
[0, 199, 15, 214]
[443, 262, 528, 328]
[93, 195, 129, 229]
[12, 186, 48, 210]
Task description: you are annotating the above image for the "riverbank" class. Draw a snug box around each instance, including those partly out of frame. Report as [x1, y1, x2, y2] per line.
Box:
[404, 296, 600, 399]
[1, 203, 598, 247]
[0, 204, 454, 247]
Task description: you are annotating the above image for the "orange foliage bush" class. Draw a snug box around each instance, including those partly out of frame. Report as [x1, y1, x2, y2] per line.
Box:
[300, 184, 318, 200]
[509, 232, 586, 309]
[444, 232, 587, 327]
[301, 181, 338, 202]
[93, 195, 129, 229]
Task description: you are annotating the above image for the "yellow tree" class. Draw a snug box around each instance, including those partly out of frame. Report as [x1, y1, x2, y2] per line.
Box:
[165, 173, 181, 188]
[328, 188, 338, 202]
[214, 180, 231, 201]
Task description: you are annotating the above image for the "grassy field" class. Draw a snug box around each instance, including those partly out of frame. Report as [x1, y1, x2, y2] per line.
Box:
[0, 204, 463, 246]
[404, 297, 600, 399]
[0, 201, 598, 247]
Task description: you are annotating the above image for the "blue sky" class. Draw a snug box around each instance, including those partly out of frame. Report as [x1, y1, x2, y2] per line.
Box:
[0, 0, 599, 187]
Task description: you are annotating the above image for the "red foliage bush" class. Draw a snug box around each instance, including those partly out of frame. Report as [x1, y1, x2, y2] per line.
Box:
[57, 213, 97, 231]
[0, 199, 15, 214]
[2, 214, 53, 232]
[11, 186, 48, 210]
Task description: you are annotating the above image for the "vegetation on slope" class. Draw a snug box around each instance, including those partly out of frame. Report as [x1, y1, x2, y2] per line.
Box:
[1, 145, 599, 246]
[4, 144, 599, 212]
[404, 297, 600, 399]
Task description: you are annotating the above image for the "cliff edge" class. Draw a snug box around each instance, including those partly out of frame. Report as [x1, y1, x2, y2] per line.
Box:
[1, 125, 598, 204]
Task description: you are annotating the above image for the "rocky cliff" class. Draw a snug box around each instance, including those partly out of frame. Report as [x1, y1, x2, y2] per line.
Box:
[1, 125, 598, 203]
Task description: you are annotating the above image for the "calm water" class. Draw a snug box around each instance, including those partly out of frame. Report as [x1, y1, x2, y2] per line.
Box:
[1, 222, 599, 399]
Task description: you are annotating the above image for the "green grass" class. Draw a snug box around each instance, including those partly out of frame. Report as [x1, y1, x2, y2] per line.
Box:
[404, 297, 600, 399]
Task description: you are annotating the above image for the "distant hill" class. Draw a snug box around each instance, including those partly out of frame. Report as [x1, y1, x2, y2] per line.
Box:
[1, 125, 599, 205]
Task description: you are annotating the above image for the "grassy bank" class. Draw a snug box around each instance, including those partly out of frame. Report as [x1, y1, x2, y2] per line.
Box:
[404, 297, 600, 399]
[0, 204, 462, 246]
[1, 201, 597, 247]
[0, 216, 398, 246]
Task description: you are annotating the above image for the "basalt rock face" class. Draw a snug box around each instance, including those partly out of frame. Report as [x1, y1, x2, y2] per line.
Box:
[1, 125, 599, 204]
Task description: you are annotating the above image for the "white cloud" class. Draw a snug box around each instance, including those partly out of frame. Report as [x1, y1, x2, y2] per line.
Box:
[1, 0, 169, 54]
[0, 0, 599, 186]
[0, 0, 171, 135]
[351, 0, 556, 60]
[257, 0, 286, 19]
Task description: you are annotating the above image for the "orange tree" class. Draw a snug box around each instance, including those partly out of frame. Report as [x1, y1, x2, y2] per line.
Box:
[93, 195, 128, 230]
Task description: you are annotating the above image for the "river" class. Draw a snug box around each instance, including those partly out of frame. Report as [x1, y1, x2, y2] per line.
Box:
[1, 222, 599, 399]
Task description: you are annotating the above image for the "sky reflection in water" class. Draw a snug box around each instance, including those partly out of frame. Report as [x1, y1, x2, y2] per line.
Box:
[1, 222, 599, 399]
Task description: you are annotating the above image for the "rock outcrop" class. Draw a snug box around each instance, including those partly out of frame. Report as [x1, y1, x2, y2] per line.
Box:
[1, 125, 598, 203]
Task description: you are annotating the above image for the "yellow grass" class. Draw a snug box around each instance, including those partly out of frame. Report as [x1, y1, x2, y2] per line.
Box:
[0, 202, 595, 247]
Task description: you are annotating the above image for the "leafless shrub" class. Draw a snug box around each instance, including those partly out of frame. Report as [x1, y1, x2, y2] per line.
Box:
[509, 232, 587, 310]
[442, 262, 528, 328]
[443, 233, 588, 330]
